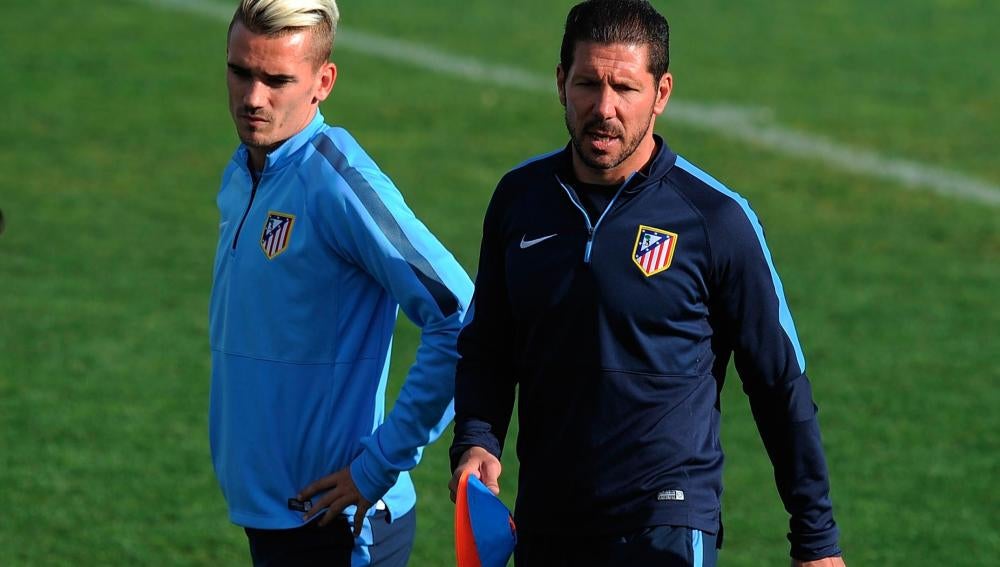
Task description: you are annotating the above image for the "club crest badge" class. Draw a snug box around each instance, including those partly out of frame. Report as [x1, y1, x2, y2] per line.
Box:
[260, 211, 295, 260]
[632, 225, 678, 277]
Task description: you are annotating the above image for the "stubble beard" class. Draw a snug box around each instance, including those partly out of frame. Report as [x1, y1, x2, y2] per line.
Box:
[238, 127, 275, 150]
[240, 132, 276, 150]
[566, 110, 653, 173]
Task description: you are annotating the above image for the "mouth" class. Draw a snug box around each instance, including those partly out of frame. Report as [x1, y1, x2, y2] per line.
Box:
[241, 114, 269, 128]
[585, 130, 620, 152]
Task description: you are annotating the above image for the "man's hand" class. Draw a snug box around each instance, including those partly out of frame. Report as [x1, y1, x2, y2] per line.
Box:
[793, 557, 846, 567]
[298, 467, 373, 537]
[449, 446, 502, 503]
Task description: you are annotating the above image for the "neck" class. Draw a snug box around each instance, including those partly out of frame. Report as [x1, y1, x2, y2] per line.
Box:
[247, 148, 266, 175]
[244, 108, 320, 174]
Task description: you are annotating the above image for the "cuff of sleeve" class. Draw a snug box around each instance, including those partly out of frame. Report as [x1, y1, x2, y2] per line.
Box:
[449, 429, 502, 472]
[789, 526, 841, 561]
[350, 442, 400, 504]
[449, 443, 500, 472]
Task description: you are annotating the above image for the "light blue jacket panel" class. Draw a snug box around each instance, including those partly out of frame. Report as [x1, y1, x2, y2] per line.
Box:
[209, 111, 473, 529]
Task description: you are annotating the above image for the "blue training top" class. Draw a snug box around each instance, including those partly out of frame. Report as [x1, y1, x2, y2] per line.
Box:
[210, 111, 473, 530]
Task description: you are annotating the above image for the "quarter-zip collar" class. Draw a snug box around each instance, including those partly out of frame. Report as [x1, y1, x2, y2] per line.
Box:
[230, 109, 327, 176]
[226, 111, 325, 252]
[552, 135, 677, 264]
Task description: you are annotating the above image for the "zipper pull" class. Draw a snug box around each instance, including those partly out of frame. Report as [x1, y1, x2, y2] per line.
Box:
[584, 227, 595, 264]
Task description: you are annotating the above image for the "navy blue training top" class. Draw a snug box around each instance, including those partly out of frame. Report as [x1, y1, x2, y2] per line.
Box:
[451, 139, 841, 560]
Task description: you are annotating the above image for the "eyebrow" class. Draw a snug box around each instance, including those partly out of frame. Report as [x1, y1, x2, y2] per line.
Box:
[227, 63, 296, 83]
[574, 71, 642, 87]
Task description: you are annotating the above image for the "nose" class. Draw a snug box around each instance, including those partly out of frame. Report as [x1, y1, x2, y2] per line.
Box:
[244, 79, 268, 110]
[594, 85, 616, 120]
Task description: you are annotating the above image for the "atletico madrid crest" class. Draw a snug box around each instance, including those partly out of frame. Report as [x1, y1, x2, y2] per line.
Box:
[260, 211, 295, 260]
[632, 225, 678, 277]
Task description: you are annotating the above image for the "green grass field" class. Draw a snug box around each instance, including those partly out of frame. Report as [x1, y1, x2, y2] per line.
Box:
[2, 0, 997, 565]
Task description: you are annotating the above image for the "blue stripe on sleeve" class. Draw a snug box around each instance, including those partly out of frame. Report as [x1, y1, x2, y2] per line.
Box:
[312, 136, 459, 317]
[675, 156, 806, 373]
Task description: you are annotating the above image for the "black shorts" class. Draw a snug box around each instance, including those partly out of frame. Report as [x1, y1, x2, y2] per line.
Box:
[515, 524, 718, 567]
[244, 508, 415, 567]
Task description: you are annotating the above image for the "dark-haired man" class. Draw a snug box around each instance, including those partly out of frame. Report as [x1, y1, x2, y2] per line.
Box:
[449, 1, 845, 565]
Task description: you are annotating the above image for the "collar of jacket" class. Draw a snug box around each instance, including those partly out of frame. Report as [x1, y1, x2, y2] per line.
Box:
[554, 134, 678, 191]
[232, 110, 326, 175]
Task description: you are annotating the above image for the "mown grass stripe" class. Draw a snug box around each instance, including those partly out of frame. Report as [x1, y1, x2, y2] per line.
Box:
[139, 0, 1000, 207]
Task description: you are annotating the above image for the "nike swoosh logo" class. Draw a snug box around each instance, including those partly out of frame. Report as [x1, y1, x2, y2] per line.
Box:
[519, 233, 558, 249]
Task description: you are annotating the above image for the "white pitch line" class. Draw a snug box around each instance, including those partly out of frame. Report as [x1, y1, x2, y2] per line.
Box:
[139, 0, 1000, 206]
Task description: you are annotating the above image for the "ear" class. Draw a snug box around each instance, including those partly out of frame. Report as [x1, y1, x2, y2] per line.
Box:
[652, 72, 672, 116]
[313, 62, 337, 104]
[556, 64, 567, 107]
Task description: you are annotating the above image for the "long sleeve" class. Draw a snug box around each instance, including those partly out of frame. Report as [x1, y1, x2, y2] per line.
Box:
[320, 151, 475, 503]
[709, 194, 841, 560]
[450, 187, 518, 470]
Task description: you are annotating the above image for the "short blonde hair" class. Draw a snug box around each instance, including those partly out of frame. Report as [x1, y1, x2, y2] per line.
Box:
[229, 0, 339, 64]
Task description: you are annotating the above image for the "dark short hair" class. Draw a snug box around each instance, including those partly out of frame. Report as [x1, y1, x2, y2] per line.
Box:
[560, 0, 670, 79]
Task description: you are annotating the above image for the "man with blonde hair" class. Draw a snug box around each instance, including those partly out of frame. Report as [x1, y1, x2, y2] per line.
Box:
[209, 1, 473, 564]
